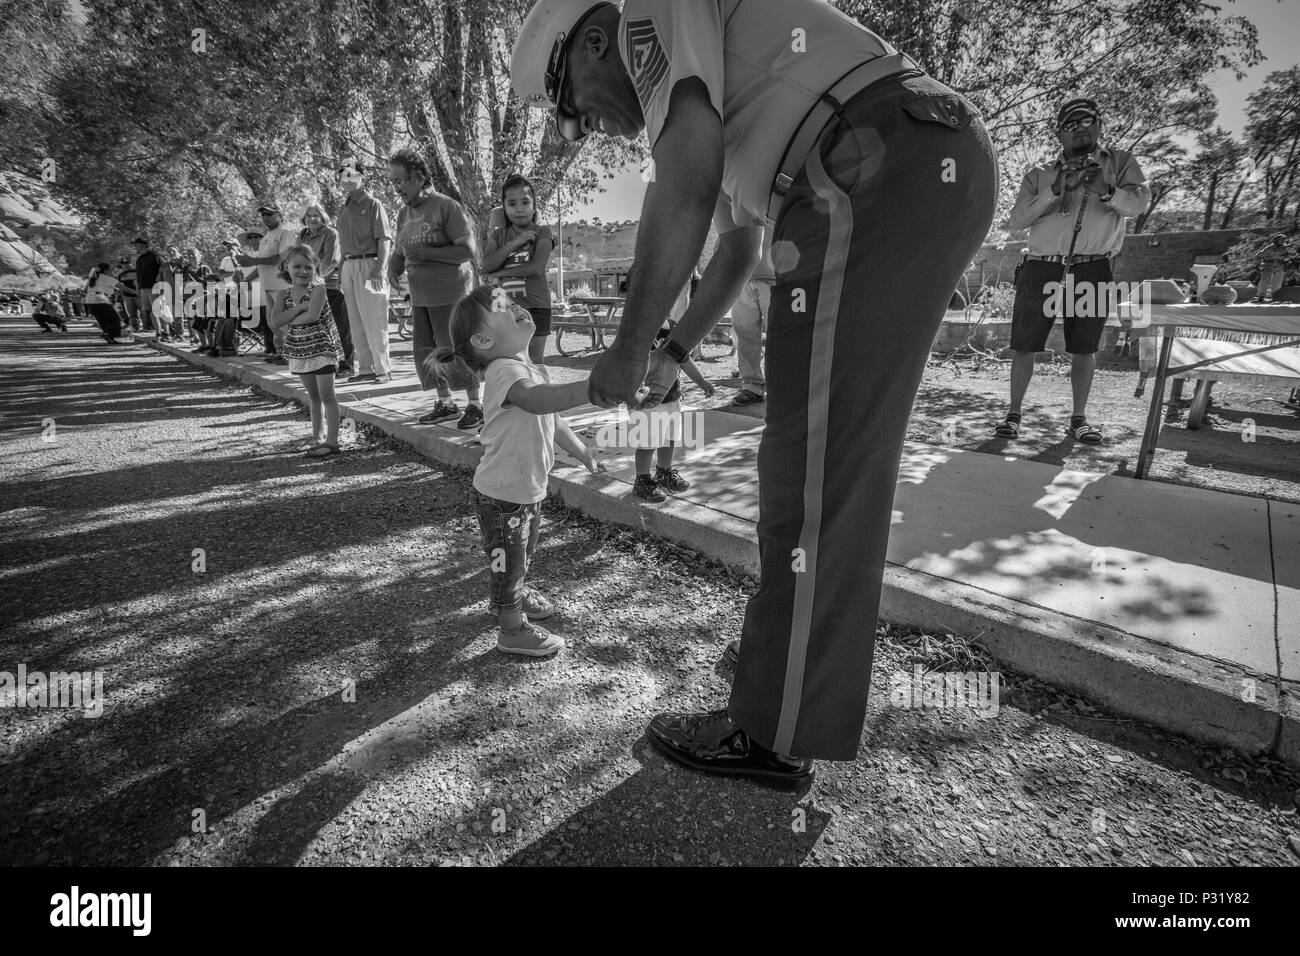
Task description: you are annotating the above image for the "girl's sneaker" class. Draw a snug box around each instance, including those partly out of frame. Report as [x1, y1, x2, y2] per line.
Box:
[497, 620, 564, 657]
[522, 588, 555, 620]
[634, 475, 666, 502]
[655, 466, 690, 492]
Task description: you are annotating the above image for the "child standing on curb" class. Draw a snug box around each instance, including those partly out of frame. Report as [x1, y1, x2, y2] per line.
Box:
[271, 244, 345, 458]
[480, 174, 554, 366]
[630, 320, 714, 502]
[437, 285, 602, 657]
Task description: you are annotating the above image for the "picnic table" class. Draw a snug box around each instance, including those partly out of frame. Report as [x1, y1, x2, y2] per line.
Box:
[553, 296, 737, 359]
[1133, 303, 1300, 478]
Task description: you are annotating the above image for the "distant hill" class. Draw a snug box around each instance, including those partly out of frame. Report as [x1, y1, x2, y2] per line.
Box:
[551, 218, 719, 271]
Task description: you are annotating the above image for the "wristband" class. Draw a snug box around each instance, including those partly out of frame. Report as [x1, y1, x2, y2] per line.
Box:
[658, 337, 690, 364]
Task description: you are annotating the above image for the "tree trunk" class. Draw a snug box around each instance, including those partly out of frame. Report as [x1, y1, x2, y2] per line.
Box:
[1202, 171, 1218, 231]
[1219, 178, 1247, 229]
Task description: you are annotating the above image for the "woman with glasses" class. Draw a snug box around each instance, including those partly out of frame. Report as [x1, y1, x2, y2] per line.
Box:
[386, 148, 483, 431]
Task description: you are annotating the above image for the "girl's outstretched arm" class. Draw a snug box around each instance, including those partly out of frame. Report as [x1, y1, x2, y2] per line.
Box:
[505, 377, 591, 415]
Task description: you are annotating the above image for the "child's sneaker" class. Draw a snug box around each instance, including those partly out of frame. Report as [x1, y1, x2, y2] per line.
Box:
[497, 619, 564, 657]
[634, 475, 666, 502]
[522, 588, 555, 620]
[655, 466, 690, 493]
[458, 404, 484, 430]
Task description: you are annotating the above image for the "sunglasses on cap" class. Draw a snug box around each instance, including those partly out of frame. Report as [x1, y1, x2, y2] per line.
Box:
[544, 5, 602, 143]
[1060, 114, 1098, 132]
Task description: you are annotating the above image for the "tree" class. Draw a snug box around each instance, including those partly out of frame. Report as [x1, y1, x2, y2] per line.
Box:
[834, 0, 1261, 223]
[1242, 66, 1300, 226]
[1185, 128, 1247, 230]
[34, 0, 642, 271]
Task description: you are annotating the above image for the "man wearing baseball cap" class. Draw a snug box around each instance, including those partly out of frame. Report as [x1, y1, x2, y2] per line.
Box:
[513, 0, 996, 784]
[237, 203, 298, 364]
[996, 97, 1150, 445]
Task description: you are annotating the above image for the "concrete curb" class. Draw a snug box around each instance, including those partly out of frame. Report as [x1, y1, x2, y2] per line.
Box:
[146, 338, 1299, 766]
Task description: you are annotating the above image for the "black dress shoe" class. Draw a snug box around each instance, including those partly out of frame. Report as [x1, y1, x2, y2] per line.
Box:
[646, 708, 814, 786]
[721, 639, 740, 670]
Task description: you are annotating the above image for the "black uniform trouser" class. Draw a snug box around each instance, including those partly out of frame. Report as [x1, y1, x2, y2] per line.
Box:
[727, 72, 998, 760]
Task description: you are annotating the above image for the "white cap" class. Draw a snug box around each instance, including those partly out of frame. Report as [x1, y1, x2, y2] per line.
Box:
[511, 1, 610, 141]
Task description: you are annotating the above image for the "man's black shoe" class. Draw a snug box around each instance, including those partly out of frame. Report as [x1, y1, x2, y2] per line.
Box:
[646, 708, 814, 786]
[721, 639, 740, 670]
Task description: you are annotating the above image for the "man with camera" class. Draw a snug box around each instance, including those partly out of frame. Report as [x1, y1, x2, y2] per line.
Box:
[996, 97, 1150, 445]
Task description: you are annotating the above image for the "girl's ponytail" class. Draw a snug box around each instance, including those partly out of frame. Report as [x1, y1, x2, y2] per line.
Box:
[424, 285, 497, 392]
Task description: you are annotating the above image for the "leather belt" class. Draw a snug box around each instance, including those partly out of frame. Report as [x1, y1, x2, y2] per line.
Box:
[765, 50, 923, 227]
[1026, 253, 1110, 263]
[344, 253, 378, 260]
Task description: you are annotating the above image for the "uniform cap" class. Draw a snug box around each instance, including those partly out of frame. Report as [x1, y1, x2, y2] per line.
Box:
[511, 0, 609, 142]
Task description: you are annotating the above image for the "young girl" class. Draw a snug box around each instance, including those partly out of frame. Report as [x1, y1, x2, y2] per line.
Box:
[270, 244, 345, 458]
[480, 174, 554, 365]
[630, 319, 715, 501]
[438, 285, 601, 657]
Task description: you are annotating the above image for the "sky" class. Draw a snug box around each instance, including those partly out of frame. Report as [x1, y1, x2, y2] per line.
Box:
[570, 0, 1300, 224]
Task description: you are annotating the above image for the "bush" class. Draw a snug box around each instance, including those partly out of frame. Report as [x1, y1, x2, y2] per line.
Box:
[970, 281, 1017, 319]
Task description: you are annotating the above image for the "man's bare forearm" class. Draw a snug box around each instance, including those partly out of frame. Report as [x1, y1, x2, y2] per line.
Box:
[614, 78, 722, 357]
[671, 226, 761, 352]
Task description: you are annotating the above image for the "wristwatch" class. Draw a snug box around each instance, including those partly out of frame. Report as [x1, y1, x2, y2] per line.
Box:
[658, 337, 690, 364]
[1100, 185, 1116, 203]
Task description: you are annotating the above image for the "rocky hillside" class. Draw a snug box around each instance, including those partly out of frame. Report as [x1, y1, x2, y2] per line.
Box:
[0, 171, 81, 290]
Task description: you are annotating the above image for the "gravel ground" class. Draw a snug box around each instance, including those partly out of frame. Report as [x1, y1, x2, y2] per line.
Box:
[2, 316, 1299, 867]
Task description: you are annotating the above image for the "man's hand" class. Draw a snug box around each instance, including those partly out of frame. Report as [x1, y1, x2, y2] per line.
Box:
[235, 254, 253, 267]
[1082, 166, 1113, 196]
[588, 344, 648, 408]
[368, 262, 384, 285]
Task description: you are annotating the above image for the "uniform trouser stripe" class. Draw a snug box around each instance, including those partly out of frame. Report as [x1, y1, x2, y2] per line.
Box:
[771, 141, 853, 756]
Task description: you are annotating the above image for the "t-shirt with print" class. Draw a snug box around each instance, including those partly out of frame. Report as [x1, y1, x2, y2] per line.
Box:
[490, 223, 553, 310]
[257, 225, 297, 294]
[393, 191, 475, 308]
[473, 358, 557, 506]
[618, 0, 892, 233]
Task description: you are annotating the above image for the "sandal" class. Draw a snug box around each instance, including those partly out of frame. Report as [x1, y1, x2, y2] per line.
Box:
[994, 412, 1021, 439]
[1069, 417, 1102, 444]
[305, 443, 340, 458]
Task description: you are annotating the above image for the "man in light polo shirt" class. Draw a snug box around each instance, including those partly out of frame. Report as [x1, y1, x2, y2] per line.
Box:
[514, 0, 996, 785]
[996, 98, 1149, 445]
[335, 161, 394, 384]
[236, 203, 298, 365]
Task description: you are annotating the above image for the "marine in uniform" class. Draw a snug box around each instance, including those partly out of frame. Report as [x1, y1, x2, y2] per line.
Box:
[513, 0, 997, 784]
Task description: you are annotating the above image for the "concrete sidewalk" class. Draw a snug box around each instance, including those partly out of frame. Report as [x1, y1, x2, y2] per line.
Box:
[149, 339, 1300, 764]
